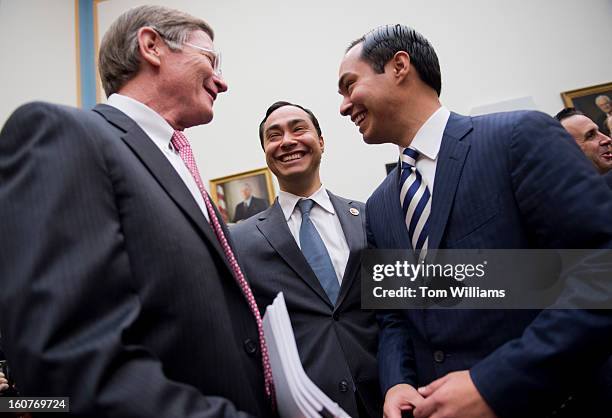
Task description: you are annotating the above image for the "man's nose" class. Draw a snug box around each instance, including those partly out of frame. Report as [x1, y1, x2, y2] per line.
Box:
[339, 97, 352, 116]
[280, 133, 298, 148]
[214, 74, 228, 93]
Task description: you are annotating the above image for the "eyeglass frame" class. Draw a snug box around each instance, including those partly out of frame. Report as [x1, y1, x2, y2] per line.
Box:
[183, 42, 222, 77]
[148, 26, 222, 77]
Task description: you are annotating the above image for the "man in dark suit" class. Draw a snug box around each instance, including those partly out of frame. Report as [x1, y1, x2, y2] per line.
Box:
[555, 107, 612, 177]
[0, 5, 274, 417]
[233, 183, 269, 223]
[232, 101, 382, 418]
[338, 24, 612, 418]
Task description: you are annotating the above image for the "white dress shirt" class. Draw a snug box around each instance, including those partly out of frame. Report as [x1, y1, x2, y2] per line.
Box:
[399, 106, 451, 193]
[278, 186, 350, 285]
[106, 94, 209, 221]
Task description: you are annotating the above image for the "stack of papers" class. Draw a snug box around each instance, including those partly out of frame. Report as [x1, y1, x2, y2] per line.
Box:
[263, 293, 352, 418]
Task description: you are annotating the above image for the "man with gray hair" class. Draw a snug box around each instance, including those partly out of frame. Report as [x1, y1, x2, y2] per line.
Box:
[0, 5, 274, 417]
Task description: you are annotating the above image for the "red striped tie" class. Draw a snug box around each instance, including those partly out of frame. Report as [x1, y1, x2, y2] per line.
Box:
[171, 130, 275, 405]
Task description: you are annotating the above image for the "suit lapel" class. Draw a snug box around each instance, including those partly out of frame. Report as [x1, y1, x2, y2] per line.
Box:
[328, 191, 364, 308]
[92, 104, 230, 269]
[427, 112, 472, 253]
[256, 201, 334, 308]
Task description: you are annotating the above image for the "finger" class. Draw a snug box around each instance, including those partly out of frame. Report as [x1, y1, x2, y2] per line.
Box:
[413, 395, 438, 418]
[0, 383, 9, 391]
[418, 374, 449, 396]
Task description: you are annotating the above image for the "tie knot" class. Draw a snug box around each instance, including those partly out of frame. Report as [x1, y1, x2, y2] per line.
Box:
[171, 130, 190, 152]
[297, 199, 315, 216]
[401, 147, 419, 168]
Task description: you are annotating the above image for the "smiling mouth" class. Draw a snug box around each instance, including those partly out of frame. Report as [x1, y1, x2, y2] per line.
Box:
[280, 152, 305, 162]
[352, 111, 366, 127]
[204, 85, 217, 101]
[602, 151, 612, 160]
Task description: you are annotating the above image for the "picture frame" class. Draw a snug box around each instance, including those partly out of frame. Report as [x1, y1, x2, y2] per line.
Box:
[209, 168, 276, 224]
[561, 82, 612, 134]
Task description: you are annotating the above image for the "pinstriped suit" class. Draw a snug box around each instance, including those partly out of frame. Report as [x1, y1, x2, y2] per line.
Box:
[369, 111, 612, 418]
[0, 102, 271, 417]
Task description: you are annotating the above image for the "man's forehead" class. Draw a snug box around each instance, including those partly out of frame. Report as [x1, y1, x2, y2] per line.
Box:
[340, 43, 363, 69]
[187, 29, 213, 46]
[265, 106, 310, 128]
[563, 115, 597, 134]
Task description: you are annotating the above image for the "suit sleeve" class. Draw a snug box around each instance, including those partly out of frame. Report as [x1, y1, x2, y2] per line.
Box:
[469, 111, 612, 417]
[366, 199, 418, 394]
[0, 103, 255, 418]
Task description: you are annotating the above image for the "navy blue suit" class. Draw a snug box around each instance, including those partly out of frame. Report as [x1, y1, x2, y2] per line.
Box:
[368, 111, 612, 417]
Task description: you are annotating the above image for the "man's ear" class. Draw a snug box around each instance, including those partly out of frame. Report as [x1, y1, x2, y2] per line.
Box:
[390, 51, 411, 83]
[137, 27, 165, 68]
[319, 135, 325, 153]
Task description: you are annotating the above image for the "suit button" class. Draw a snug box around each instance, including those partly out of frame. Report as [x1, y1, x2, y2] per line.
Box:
[332, 312, 340, 321]
[338, 380, 349, 393]
[243, 338, 257, 356]
[433, 350, 445, 363]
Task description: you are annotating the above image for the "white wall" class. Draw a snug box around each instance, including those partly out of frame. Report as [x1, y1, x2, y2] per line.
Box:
[0, 0, 76, 122]
[4, 0, 612, 201]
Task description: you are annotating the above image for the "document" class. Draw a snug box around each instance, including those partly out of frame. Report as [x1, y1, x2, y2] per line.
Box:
[263, 293, 351, 418]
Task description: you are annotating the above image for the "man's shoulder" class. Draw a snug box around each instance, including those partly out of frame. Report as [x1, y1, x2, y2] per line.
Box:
[327, 190, 365, 211]
[469, 109, 557, 132]
[7, 101, 96, 124]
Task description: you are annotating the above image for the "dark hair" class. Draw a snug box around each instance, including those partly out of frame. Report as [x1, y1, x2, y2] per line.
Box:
[258, 101, 322, 149]
[554, 107, 585, 122]
[347, 24, 441, 96]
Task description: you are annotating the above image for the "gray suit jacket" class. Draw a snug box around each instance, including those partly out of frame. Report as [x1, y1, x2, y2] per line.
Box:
[0, 102, 271, 417]
[231, 192, 382, 418]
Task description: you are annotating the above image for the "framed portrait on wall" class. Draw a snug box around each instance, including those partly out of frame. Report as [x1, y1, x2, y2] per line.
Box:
[561, 82, 612, 134]
[209, 168, 276, 224]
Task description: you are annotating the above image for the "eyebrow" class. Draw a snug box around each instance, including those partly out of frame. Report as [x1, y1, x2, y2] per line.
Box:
[264, 118, 309, 136]
[338, 74, 350, 93]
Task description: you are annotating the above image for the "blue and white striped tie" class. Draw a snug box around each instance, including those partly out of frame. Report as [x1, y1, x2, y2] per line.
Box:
[399, 147, 431, 260]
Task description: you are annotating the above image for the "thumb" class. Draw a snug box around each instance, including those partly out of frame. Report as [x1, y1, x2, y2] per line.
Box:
[418, 374, 449, 397]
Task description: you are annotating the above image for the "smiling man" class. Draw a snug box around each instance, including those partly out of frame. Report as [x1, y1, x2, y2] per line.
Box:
[555, 108, 612, 174]
[338, 24, 612, 418]
[0, 5, 274, 417]
[231, 101, 382, 418]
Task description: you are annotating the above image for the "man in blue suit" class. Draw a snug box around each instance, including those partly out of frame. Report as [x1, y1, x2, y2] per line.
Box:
[337, 24, 612, 418]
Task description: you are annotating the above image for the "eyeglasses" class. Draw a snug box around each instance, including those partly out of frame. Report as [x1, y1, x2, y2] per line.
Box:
[184, 42, 222, 76]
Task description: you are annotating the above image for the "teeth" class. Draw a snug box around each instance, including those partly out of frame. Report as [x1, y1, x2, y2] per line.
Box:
[354, 112, 366, 125]
[281, 153, 303, 162]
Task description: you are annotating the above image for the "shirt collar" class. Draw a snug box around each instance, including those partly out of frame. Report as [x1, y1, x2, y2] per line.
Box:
[278, 185, 335, 221]
[399, 106, 450, 161]
[106, 93, 175, 149]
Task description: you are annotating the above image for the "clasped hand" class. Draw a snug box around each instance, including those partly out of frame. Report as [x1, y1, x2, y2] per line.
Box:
[383, 371, 498, 418]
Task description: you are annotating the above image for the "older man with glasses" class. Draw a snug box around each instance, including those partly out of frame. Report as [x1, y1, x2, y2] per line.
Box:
[0, 5, 274, 417]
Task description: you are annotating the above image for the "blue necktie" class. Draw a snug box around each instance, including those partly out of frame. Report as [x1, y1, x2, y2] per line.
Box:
[298, 199, 340, 304]
[399, 147, 431, 260]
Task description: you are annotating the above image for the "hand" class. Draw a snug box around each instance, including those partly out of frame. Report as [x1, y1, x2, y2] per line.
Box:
[383, 383, 425, 418]
[413, 371, 497, 418]
[0, 372, 8, 392]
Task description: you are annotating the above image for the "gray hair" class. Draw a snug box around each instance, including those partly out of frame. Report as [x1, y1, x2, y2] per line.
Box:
[98, 5, 213, 96]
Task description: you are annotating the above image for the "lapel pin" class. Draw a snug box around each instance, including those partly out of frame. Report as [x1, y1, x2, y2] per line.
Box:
[349, 207, 360, 216]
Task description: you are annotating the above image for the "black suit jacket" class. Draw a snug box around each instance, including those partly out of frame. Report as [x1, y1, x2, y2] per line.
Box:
[231, 193, 382, 418]
[233, 196, 269, 223]
[0, 102, 272, 417]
